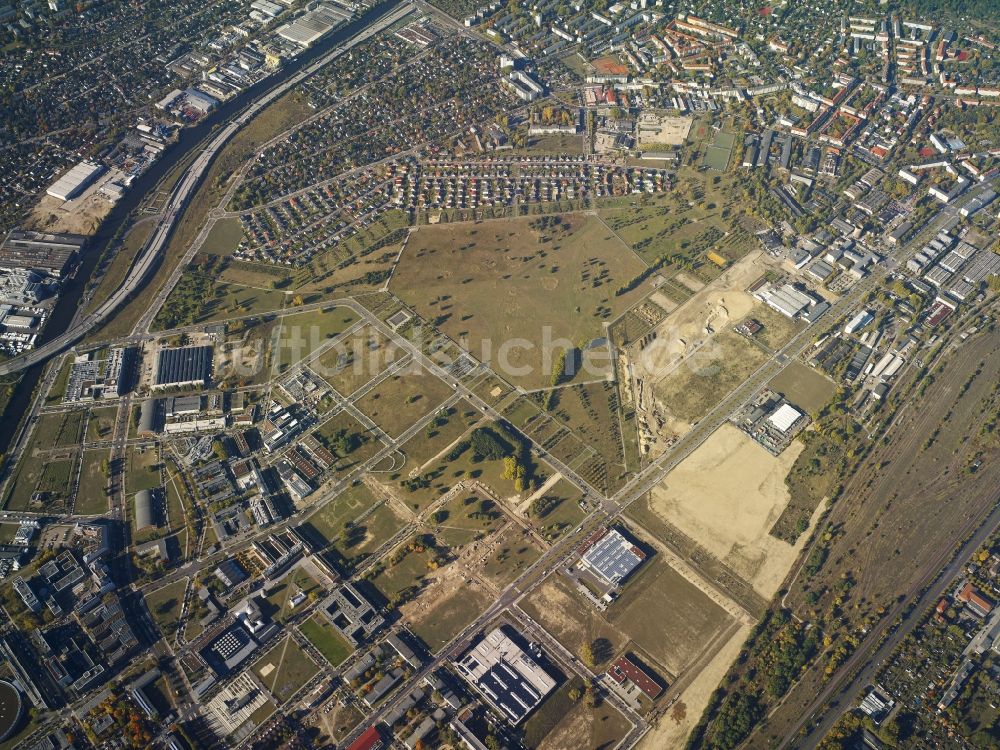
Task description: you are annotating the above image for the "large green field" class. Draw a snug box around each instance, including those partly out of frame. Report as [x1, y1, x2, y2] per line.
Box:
[353, 368, 455, 439]
[253, 636, 320, 703]
[300, 614, 353, 667]
[391, 214, 649, 389]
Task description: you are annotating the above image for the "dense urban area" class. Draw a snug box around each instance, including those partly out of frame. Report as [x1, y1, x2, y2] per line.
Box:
[0, 0, 998, 748]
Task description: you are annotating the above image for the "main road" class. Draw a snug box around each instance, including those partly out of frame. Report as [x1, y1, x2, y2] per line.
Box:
[0, 0, 415, 377]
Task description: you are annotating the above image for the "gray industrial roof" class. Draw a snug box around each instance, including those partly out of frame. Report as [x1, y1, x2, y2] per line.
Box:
[134, 489, 154, 530]
[155, 345, 213, 387]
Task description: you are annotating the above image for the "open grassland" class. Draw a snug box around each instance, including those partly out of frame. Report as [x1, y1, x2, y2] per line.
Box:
[748, 303, 806, 351]
[525, 476, 587, 542]
[145, 579, 188, 637]
[253, 636, 320, 703]
[75, 450, 109, 515]
[609, 556, 734, 676]
[271, 305, 360, 372]
[300, 614, 352, 667]
[86, 406, 118, 442]
[407, 575, 493, 653]
[397, 400, 482, 472]
[202, 217, 245, 256]
[34, 410, 84, 448]
[332, 500, 406, 569]
[644, 424, 809, 598]
[303, 482, 383, 547]
[389, 435, 547, 513]
[391, 214, 648, 389]
[353, 368, 455, 439]
[480, 526, 543, 587]
[4, 455, 74, 512]
[125, 444, 161, 495]
[767, 361, 836, 416]
[525, 677, 632, 750]
[313, 410, 383, 477]
[261, 567, 322, 624]
[314, 324, 403, 397]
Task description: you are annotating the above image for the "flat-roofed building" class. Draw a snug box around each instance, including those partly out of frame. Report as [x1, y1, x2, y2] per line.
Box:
[768, 403, 803, 433]
[155, 345, 213, 388]
[577, 527, 645, 586]
[46, 161, 105, 201]
[454, 626, 556, 725]
[0, 230, 86, 277]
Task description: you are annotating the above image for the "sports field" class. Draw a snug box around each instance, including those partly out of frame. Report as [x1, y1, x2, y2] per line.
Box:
[391, 214, 648, 388]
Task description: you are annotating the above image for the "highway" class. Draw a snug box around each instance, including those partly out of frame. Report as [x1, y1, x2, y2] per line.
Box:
[0, 0, 415, 377]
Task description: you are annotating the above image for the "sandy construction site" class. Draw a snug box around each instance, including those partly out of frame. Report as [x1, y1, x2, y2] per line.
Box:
[627, 251, 772, 454]
[646, 424, 816, 598]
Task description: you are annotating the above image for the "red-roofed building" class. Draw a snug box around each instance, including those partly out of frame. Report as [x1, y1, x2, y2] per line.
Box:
[935, 597, 950, 622]
[607, 654, 664, 700]
[347, 726, 384, 750]
[959, 582, 994, 618]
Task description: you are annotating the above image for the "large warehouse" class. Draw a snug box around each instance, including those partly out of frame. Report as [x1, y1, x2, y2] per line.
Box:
[134, 489, 155, 530]
[46, 161, 105, 202]
[154, 345, 213, 388]
[454, 627, 556, 725]
[277, 4, 350, 47]
[0, 230, 86, 277]
[578, 527, 646, 586]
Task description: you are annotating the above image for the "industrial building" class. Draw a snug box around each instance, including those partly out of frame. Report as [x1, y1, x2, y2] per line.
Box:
[201, 623, 259, 675]
[134, 489, 156, 530]
[454, 626, 556, 725]
[577, 527, 646, 586]
[183, 88, 220, 114]
[46, 161, 105, 201]
[154, 345, 213, 388]
[277, 3, 350, 47]
[768, 403, 804, 433]
[0, 230, 86, 277]
[754, 282, 819, 319]
[844, 309, 874, 335]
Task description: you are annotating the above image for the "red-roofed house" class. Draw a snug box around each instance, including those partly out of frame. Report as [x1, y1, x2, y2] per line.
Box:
[607, 654, 664, 700]
[347, 726, 384, 750]
[959, 582, 994, 618]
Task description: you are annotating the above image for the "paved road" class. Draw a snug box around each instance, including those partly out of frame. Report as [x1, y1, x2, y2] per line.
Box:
[789, 488, 1000, 749]
[0, 0, 416, 377]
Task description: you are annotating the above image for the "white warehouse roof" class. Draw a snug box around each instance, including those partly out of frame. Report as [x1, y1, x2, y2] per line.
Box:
[46, 161, 105, 202]
[768, 403, 803, 433]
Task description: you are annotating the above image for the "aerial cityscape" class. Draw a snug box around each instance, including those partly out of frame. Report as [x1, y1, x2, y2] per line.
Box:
[0, 0, 998, 748]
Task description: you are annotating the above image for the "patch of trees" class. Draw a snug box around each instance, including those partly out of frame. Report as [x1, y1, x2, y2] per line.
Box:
[469, 426, 514, 461]
[688, 609, 819, 750]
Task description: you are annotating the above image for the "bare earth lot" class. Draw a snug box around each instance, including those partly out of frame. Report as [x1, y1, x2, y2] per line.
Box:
[645, 424, 815, 598]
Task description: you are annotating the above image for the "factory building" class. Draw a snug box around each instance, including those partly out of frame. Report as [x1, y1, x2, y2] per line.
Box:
[0, 230, 86, 277]
[154, 345, 213, 388]
[577, 527, 646, 586]
[454, 627, 556, 725]
[46, 161, 105, 202]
